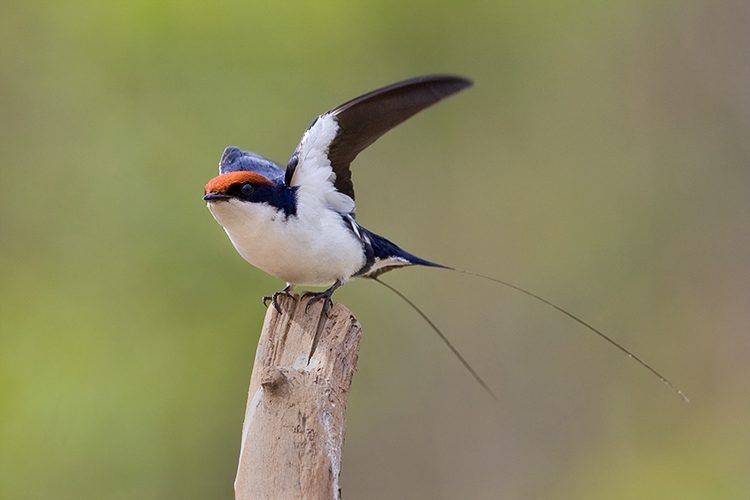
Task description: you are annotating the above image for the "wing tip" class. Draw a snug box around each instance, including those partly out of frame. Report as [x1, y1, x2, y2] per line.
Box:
[391, 74, 474, 94]
[419, 73, 473, 86]
[218, 146, 285, 183]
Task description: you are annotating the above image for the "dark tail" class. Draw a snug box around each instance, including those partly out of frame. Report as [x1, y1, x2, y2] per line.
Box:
[376, 262, 689, 403]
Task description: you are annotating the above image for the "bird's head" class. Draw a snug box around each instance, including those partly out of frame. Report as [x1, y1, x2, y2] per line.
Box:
[204, 169, 298, 231]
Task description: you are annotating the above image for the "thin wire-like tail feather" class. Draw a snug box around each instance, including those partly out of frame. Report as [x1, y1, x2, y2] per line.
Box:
[372, 277, 498, 400]
[436, 266, 689, 403]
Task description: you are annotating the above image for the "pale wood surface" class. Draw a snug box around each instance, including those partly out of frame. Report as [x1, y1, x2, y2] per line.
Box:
[235, 295, 363, 500]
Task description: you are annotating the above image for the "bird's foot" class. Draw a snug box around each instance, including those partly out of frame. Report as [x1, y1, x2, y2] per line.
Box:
[302, 280, 343, 318]
[262, 284, 295, 313]
[302, 290, 334, 318]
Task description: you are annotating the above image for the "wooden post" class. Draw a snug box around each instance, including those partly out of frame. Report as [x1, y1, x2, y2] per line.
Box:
[234, 295, 363, 500]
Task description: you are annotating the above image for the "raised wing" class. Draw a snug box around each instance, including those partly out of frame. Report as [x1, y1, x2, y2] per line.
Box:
[285, 75, 472, 210]
[219, 146, 285, 184]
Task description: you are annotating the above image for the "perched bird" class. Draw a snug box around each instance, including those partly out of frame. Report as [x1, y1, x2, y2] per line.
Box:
[204, 75, 686, 401]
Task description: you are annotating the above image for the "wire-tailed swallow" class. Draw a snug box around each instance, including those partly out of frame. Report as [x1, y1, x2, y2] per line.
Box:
[203, 75, 687, 402]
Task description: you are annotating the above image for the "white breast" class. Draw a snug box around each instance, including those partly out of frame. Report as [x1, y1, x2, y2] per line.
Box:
[207, 195, 365, 287]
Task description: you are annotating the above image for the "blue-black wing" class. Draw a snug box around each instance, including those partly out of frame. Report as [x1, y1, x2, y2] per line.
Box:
[285, 75, 473, 202]
[219, 146, 285, 184]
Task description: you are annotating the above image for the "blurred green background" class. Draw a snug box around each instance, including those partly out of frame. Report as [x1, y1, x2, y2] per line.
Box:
[2, 1, 748, 498]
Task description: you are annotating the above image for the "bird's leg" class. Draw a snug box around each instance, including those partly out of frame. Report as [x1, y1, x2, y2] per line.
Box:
[302, 279, 344, 318]
[262, 283, 295, 313]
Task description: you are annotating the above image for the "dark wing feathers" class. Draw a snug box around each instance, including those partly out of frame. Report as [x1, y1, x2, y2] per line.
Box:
[287, 75, 472, 200]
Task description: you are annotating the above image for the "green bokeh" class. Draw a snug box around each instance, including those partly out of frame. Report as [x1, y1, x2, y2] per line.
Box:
[2, 1, 748, 498]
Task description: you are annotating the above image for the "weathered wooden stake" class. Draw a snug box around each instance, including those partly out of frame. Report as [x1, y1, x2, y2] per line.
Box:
[235, 295, 363, 500]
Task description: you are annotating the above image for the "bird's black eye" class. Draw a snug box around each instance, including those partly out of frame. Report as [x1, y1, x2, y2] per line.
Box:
[240, 183, 254, 198]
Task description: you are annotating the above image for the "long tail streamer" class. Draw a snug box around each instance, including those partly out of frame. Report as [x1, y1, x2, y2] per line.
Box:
[375, 267, 689, 403]
[373, 277, 498, 400]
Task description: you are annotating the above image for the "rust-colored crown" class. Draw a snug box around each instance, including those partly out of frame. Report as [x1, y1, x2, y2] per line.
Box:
[204, 171, 273, 194]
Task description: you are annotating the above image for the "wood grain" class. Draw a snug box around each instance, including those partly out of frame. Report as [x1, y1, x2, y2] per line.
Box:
[235, 295, 362, 500]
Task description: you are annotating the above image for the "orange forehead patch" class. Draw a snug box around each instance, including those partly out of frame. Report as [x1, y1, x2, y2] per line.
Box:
[204, 171, 273, 194]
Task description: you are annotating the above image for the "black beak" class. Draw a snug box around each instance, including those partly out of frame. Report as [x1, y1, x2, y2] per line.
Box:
[203, 192, 231, 201]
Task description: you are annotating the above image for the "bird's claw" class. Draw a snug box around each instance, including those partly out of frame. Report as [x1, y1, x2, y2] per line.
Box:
[302, 290, 334, 318]
[263, 288, 295, 314]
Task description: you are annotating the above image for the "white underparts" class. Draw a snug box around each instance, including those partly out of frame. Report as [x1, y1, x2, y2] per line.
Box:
[207, 198, 365, 287]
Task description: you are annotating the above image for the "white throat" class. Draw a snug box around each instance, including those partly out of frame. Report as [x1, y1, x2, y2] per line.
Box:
[207, 196, 365, 287]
